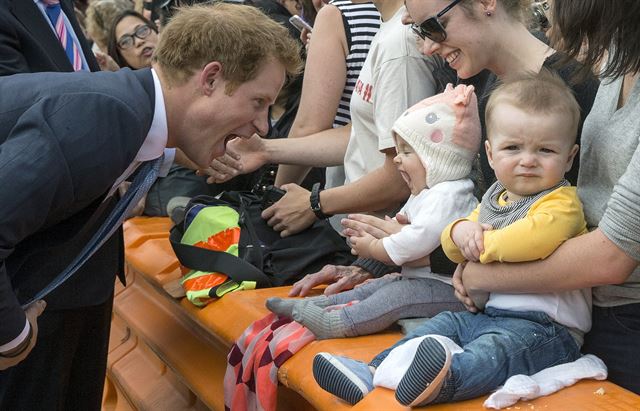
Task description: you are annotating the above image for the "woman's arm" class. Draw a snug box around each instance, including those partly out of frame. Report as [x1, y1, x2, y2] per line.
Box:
[320, 149, 410, 215]
[275, 4, 349, 186]
[462, 227, 637, 296]
[202, 125, 351, 183]
[261, 149, 408, 237]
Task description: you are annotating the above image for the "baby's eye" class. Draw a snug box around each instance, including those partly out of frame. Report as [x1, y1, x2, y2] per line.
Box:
[505, 145, 519, 151]
[540, 147, 555, 153]
[425, 112, 439, 124]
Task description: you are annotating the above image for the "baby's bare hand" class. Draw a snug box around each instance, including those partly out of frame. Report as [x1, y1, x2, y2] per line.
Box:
[451, 221, 492, 261]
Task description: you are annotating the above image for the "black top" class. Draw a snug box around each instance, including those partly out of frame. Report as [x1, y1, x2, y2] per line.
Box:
[247, 0, 302, 43]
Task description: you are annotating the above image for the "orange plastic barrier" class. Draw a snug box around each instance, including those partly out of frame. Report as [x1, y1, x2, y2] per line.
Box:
[104, 217, 640, 411]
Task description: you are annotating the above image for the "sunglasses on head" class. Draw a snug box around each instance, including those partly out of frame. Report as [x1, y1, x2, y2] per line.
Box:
[410, 0, 463, 43]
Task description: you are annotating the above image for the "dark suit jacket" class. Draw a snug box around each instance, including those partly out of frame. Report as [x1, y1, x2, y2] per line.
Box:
[0, 68, 155, 345]
[0, 0, 99, 75]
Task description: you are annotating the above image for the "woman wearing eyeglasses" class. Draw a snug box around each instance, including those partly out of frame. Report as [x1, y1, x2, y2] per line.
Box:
[107, 10, 159, 69]
[403, 0, 599, 192]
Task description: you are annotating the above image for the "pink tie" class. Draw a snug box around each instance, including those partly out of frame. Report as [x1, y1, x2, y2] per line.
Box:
[41, 0, 84, 71]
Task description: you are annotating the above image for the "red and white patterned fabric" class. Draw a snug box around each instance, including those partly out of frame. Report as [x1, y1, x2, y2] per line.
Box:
[224, 313, 315, 411]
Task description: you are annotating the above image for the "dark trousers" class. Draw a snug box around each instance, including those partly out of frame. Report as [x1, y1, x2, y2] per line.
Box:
[582, 303, 640, 394]
[0, 294, 114, 411]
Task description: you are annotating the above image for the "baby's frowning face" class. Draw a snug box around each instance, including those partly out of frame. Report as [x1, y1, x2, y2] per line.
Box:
[485, 103, 578, 202]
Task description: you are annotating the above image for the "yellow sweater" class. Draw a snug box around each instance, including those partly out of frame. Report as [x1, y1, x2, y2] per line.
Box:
[441, 186, 588, 264]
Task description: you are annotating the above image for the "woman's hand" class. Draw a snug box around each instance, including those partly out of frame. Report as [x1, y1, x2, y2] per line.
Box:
[94, 51, 120, 72]
[300, 27, 312, 50]
[341, 212, 409, 239]
[452, 263, 479, 312]
[261, 184, 316, 237]
[199, 134, 268, 184]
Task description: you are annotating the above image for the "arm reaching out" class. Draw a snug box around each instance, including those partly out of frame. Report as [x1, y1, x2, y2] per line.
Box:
[202, 126, 351, 184]
[288, 265, 373, 297]
[201, 134, 268, 184]
[341, 213, 408, 239]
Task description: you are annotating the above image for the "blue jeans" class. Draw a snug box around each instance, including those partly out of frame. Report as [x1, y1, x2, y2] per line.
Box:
[583, 303, 640, 394]
[370, 307, 581, 403]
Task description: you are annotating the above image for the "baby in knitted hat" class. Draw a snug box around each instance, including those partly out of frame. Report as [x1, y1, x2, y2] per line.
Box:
[344, 83, 481, 269]
[266, 84, 480, 343]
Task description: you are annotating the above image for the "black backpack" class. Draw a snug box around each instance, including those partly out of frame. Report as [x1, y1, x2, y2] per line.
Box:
[169, 191, 355, 288]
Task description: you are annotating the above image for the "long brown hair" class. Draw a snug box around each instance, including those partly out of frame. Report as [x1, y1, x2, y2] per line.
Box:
[551, 0, 640, 80]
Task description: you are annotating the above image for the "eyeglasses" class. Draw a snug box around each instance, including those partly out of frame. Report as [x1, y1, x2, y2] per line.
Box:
[410, 0, 463, 43]
[117, 25, 152, 50]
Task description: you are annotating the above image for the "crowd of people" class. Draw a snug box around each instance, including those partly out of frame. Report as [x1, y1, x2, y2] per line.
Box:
[0, 0, 638, 409]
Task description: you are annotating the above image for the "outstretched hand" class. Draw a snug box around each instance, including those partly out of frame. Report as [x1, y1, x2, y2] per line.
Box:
[0, 300, 46, 370]
[261, 184, 316, 237]
[288, 264, 373, 297]
[199, 134, 268, 184]
[94, 51, 119, 72]
[341, 212, 409, 239]
[348, 230, 376, 258]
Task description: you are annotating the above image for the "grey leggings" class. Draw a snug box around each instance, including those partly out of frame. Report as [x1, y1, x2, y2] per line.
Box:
[326, 275, 464, 336]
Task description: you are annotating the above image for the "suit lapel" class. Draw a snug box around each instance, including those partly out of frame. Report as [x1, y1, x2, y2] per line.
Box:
[11, 0, 74, 72]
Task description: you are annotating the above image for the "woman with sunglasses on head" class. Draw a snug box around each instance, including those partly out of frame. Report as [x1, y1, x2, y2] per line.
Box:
[404, 0, 599, 191]
[453, 0, 640, 395]
[107, 10, 159, 69]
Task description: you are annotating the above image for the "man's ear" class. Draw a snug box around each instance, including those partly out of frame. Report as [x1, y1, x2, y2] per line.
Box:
[565, 144, 579, 172]
[485, 140, 495, 170]
[199, 61, 223, 96]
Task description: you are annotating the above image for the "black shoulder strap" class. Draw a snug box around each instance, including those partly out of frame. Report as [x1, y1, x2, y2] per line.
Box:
[169, 223, 272, 288]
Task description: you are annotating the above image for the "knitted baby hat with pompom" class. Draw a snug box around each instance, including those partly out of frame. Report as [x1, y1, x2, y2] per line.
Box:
[392, 84, 481, 188]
